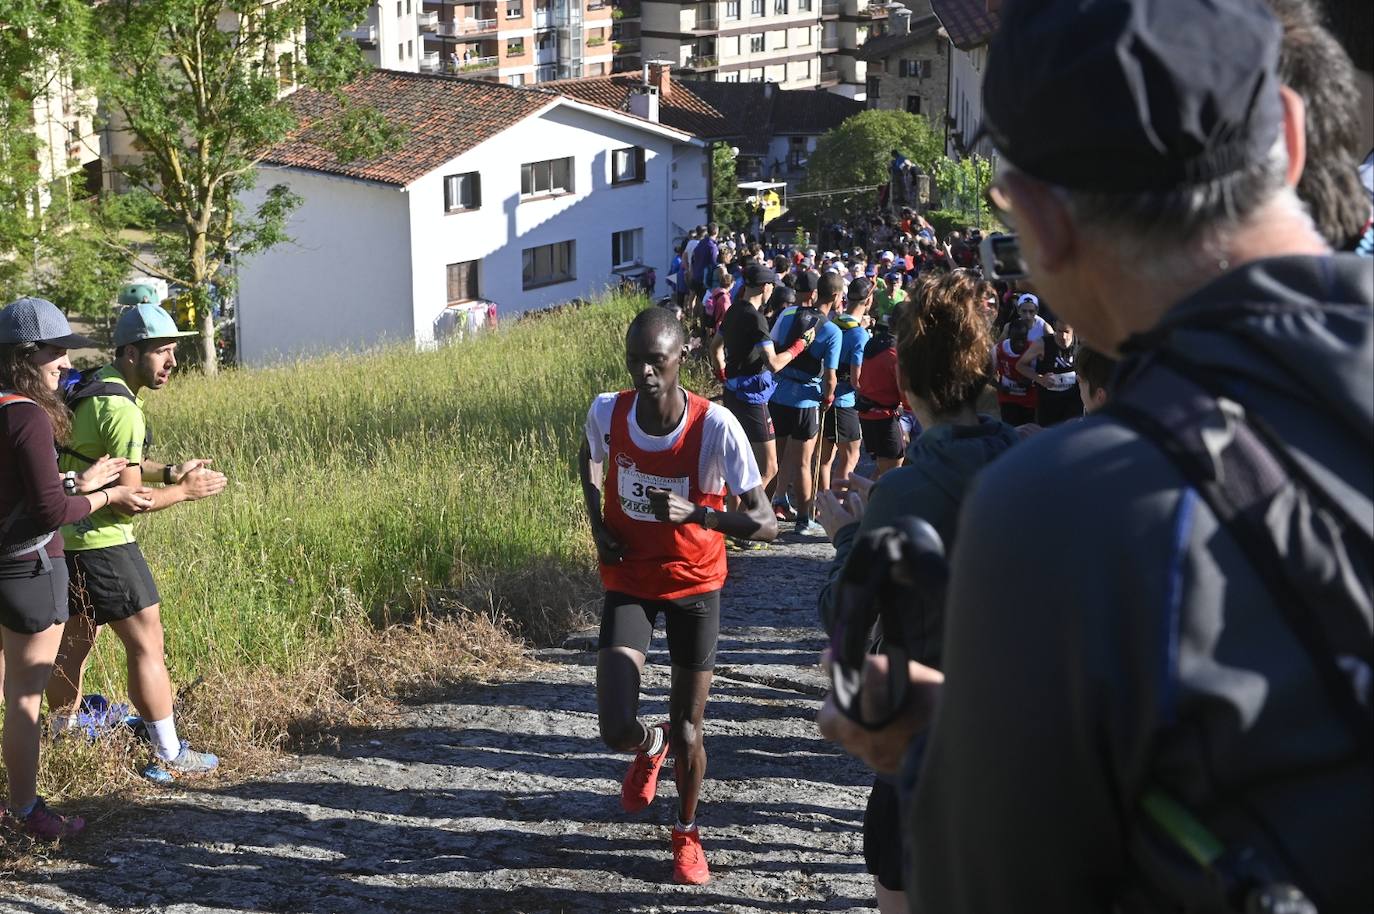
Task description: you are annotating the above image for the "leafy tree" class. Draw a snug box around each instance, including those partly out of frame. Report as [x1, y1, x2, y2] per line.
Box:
[934, 154, 996, 229]
[801, 109, 943, 195]
[89, 0, 396, 373]
[0, 0, 100, 308]
[710, 143, 748, 231]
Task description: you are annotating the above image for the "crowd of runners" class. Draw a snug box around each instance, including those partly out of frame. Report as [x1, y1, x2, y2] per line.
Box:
[1, 0, 1371, 911]
[579, 0, 1371, 908]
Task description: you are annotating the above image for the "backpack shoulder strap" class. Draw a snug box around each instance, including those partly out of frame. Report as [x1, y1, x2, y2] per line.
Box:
[1105, 356, 1373, 755]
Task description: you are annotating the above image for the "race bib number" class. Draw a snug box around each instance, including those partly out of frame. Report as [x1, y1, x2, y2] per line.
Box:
[617, 458, 690, 522]
[1044, 371, 1077, 392]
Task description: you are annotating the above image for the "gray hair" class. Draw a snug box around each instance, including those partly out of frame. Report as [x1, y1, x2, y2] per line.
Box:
[1059, 138, 1311, 280]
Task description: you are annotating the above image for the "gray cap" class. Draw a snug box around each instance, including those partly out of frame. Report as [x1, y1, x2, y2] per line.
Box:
[0, 297, 96, 349]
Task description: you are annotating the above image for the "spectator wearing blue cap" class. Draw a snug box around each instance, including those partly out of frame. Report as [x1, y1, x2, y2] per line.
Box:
[819, 0, 1372, 911]
[45, 301, 230, 785]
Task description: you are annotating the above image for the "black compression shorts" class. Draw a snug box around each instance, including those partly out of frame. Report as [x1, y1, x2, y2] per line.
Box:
[860, 416, 905, 459]
[722, 388, 775, 443]
[768, 402, 819, 442]
[864, 777, 905, 891]
[599, 590, 721, 672]
[821, 405, 862, 444]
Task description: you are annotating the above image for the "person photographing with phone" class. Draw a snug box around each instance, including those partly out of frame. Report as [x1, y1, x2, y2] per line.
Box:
[578, 307, 777, 886]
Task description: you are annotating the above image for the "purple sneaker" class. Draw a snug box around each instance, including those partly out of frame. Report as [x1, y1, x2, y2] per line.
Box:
[11, 797, 86, 842]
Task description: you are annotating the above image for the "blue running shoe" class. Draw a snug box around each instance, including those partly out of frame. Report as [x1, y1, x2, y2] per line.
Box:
[142, 741, 219, 784]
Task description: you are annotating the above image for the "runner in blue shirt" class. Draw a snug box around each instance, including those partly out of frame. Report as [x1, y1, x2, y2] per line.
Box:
[767, 272, 843, 536]
[818, 278, 872, 494]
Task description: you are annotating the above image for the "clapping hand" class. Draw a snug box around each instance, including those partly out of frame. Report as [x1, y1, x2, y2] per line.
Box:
[74, 455, 130, 493]
[815, 474, 873, 540]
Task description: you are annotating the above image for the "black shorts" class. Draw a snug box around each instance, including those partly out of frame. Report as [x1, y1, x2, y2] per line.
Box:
[1036, 388, 1083, 427]
[0, 557, 69, 635]
[768, 401, 819, 442]
[67, 543, 161, 626]
[860, 416, 904, 459]
[863, 778, 905, 891]
[998, 401, 1037, 427]
[599, 590, 721, 672]
[821, 405, 862, 444]
[722, 388, 775, 443]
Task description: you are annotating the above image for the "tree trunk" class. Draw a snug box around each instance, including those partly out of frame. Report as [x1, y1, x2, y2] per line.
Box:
[189, 228, 217, 376]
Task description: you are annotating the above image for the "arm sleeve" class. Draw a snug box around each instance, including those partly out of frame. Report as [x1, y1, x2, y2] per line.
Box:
[5, 405, 91, 531]
[584, 395, 614, 465]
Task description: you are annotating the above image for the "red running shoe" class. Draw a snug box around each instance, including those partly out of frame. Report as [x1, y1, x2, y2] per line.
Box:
[11, 797, 85, 842]
[672, 826, 711, 885]
[620, 722, 670, 813]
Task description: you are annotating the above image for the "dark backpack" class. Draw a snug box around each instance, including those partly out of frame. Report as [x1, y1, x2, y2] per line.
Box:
[1105, 312, 1372, 914]
[58, 369, 152, 465]
[780, 306, 824, 376]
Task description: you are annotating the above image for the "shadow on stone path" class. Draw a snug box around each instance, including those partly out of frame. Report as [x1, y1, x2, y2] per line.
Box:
[2, 532, 876, 914]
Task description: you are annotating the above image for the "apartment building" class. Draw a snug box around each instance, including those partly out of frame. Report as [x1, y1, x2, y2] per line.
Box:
[857, 6, 946, 119]
[622, 0, 889, 94]
[24, 70, 104, 205]
[414, 0, 615, 84]
[349, 0, 424, 71]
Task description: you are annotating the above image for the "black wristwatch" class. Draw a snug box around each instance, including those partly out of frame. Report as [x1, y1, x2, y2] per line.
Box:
[163, 465, 174, 485]
[700, 506, 720, 530]
[62, 471, 78, 495]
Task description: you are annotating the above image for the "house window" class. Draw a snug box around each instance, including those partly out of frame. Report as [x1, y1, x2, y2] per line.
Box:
[905, 94, 921, 114]
[726, 0, 740, 17]
[797, 0, 811, 9]
[899, 58, 932, 78]
[750, 0, 763, 14]
[773, 29, 787, 48]
[521, 157, 574, 197]
[447, 261, 480, 303]
[398, 42, 404, 59]
[508, 37, 526, 55]
[722, 70, 741, 82]
[725, 35, 740, 55]
[509, 73, 526, 86]
[507, 0, 523, 15]
[277, 52, 294, 89]
[396, 0, 401, 15]
[443, 171, 482, 212]
[799, 27, 811, 45]
[612, 228, 643, 268]
[749, 33, 764, 52]
[773, 0, 787, 13]
[866, 75, 880, 98]
[406, 0, 412, 11]
[796, 58, 811, 79]
[537, 29, 556, 49]
[408, 40, 414, 58]
[611, 146, 646, 184]
[523, 240, 575, 289]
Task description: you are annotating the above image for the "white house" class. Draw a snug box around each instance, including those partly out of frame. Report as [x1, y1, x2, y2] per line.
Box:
[235, 69, 704, 365]
[930, 0, 999, 158]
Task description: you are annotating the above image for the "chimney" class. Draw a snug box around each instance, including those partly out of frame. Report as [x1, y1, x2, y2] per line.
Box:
[891, 7, 911, 35]
[648, 60, 673, 99]
[629, 84, 660, 122]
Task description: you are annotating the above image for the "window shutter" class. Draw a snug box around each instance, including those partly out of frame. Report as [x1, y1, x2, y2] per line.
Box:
[471, 173, 482, 208]
[634, 147, 646, 181]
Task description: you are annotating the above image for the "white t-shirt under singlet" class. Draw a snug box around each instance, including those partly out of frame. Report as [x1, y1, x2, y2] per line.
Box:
[585, 390, 762, 496]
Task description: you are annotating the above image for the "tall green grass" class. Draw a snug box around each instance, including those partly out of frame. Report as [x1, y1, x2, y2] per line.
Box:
[79, 291, 655, 694]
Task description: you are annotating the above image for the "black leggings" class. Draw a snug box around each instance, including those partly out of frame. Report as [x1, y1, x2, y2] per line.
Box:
[598, 590, 721, 671]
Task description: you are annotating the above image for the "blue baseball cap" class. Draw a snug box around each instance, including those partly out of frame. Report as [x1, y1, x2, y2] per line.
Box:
[0, 297, 96, 349]
[113, 303, 197, 347]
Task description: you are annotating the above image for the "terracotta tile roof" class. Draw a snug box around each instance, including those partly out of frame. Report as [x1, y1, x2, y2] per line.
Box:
[542, 73, 731, 139]
[856, 14, 943, 61]
[262, 69, 556, 186]
[931, 0, 998, 50]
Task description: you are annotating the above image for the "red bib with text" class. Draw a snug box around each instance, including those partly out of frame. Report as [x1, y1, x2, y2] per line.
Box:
[600, 390, 727, 600]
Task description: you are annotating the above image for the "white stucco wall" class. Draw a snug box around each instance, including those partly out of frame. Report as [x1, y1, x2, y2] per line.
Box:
[237, 99, 703, 363]
[947, 44, 987, 157]
[236, 171, 413, 365]
[404, 102, 697, 342]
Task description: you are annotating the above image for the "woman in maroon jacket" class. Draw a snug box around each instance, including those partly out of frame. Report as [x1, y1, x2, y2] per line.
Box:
[0, 297, 151, 841]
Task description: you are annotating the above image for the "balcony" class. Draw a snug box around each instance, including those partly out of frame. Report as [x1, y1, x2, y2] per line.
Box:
[345, 24, 378, 45]
[684, 54, 718, 70]
[856, 0, 888, 17]
[690, 13, 718, 30]
[440, 16, 498, 35]
[613, 37, 640, 53]
[417, 10, 440, 29]
[820, 35, 839, 50]
[586, 36, 610, 53]
[611, 0, 640, 18]
[420, 50, 442, 71]
[450, 54, 499, 72]
[820, 0, 839, 14]
[819, 67, 839, 84]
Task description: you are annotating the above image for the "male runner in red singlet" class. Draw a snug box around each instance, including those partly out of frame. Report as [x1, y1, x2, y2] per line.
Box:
[578, 308, 778, 885]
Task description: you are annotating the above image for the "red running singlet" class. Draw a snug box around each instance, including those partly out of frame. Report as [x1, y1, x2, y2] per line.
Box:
[599, 390, 728, 601]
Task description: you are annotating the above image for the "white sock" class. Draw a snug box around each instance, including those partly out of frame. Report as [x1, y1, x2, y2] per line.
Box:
[147, 714, 181, 761]
[49, 714, 77, 738]
[641, 723, 666, 757]
[675, 818, 697, 833]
